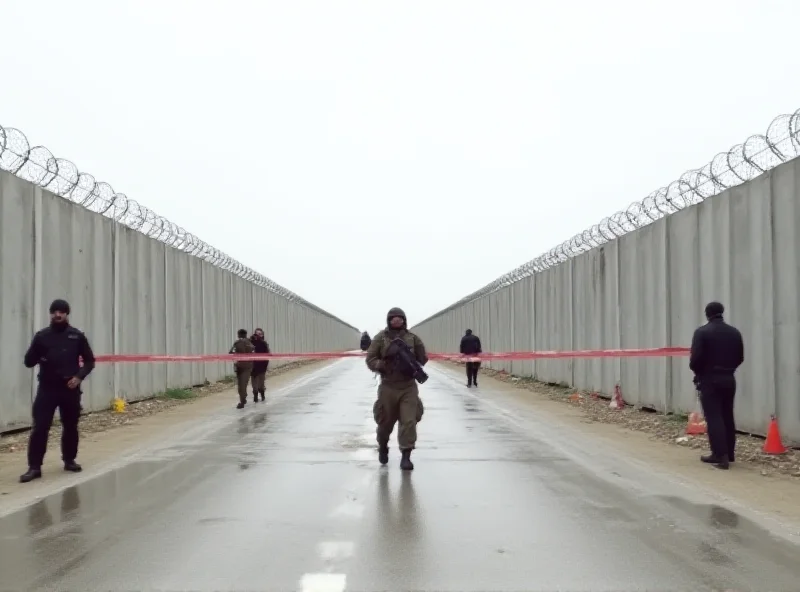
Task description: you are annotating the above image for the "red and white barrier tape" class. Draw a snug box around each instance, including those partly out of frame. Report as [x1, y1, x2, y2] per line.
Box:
[92, 347, 690, 364]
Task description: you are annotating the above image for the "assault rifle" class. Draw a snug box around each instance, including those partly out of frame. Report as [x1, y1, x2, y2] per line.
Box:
[386, 337, 429, 384]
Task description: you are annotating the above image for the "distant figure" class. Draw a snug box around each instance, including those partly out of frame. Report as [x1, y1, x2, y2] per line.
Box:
[365, 308, 428, 471]
[690, 302, 744, 470]
[249, 328, 270, 403]
[230, 329, 255, 409]
[20, 299, 96, 483]
[460, 329, 482, 387]
[360, 331, 372, 351]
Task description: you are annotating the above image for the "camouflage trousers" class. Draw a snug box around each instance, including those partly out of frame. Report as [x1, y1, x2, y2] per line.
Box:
[235, 366, 252, 404]
[373, 381, 424, 450]
[251, 371, 266, 394]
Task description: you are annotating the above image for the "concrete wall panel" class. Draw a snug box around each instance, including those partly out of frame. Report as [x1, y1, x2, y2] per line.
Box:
[618, 220, 668, 410]
[770, 159, 800, 441]
[115, 226, 168, 402]
[0, 174, 35, 431]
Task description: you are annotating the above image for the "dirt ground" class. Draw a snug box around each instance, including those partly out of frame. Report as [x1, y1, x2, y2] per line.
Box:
[463, 364, 799, 478]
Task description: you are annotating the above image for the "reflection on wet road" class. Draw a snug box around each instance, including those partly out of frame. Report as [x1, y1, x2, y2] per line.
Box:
[1, 359, 799, 591]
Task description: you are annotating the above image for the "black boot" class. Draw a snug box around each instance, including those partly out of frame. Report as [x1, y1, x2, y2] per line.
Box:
[400, 449, 414, 471]
[64, 461, 82, 473]
[259, 390, 265, 402]
[253, 391, 258, 403]
[237, 401, 245, 409]
[701, 453, 729, 470]
[378, 445, 389, 465]
[20, 467, 42, 483]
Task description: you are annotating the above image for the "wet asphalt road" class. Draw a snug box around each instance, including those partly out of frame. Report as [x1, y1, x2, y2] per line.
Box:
[1, 359, 799, 592]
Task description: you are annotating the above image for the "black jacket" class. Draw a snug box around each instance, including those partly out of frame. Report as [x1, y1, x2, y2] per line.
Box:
[460, 333, 482, 355]
[360, 333, 371, 351]
[689, 317, 744, 381]
[251, 338, 270, 374]
[24, 324, 96, 389]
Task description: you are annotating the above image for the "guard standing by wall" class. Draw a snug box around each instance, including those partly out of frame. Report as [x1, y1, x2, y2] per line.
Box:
[360, 331, 372, 351]
[249, 328, 270, 403]
[365, 307, 428, 471]
[20, 299, 96, 483]
[460, 328, 482, 387]
[690, 301, 745, 470]
[230, 329, 255, 409]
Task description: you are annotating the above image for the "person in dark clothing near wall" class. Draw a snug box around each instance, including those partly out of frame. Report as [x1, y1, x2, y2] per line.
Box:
[249, 328, 270, 403]
[20, 299, 96, 483]
[460, 329, 482, 387]
[230, 329, 255, 409]
[690, 301, 744, 470]
[360, 331, 372, 352]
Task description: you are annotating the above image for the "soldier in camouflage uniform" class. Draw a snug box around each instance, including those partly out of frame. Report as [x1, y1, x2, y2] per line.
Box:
[229, 329, 255, 409]
[365, 307, 428, 470]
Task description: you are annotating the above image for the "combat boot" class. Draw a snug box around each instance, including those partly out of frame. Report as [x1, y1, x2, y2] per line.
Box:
[64, 461, 82, 473]
[252, 391, 259, 403]
[400, 449, 414, 471]
[259, 389, 266, 402]
[236, 402, 245, 409]
[378, 445, 389, 465]
[700, 453, 729, 470]
[20, 467, 42, 483]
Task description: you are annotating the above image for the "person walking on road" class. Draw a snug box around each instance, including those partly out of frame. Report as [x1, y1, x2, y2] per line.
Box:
[360, 331, 372, 351]
[230, 329, 255, 409]
[249, 328, 270, 403]
[460, 328, 482, 387]
[365, 307, 428, 471]
[690, 301, 744, 470]
[20, 299, 96, 484]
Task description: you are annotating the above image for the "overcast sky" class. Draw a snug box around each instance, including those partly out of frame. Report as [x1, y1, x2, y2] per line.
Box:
[1, 0, 798, 334]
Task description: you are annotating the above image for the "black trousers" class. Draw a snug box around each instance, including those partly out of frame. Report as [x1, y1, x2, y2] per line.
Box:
[698, 377, 737, 459]
[466, 362, 481, 384]
[27, 386, 82, 468]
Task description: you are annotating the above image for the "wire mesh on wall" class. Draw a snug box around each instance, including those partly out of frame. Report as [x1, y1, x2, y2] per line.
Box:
[0, 123, 358, 330]
[417, 107, 800, 326]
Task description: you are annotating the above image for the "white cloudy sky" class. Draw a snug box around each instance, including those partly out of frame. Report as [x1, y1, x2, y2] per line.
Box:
[1, 0, 798, 334]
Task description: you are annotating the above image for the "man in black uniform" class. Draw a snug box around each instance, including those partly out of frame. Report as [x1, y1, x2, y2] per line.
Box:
[690, 301, 744, 470]
[360, 331, 372, 352]
[249, 328, 270, 403]
[460, 329, 482, 387]
[20, 299, 96, 483]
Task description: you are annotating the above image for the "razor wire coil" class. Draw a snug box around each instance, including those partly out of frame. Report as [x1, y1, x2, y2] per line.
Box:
[0, 123, 358, 331]
[415, 108, 800, 326]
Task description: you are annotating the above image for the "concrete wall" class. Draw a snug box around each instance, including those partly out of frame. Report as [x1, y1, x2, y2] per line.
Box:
[413, 157, 800, 443]
[0, 170, 358, 432]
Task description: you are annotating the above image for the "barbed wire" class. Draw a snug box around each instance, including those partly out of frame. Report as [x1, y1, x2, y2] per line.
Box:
[0, 123, 359, 331]
[417, 107, 800, 327]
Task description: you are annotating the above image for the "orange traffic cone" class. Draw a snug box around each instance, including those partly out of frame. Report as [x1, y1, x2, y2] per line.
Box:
[686, 411, 706, 435]
[609, 385, 624, 410]
[763, 416, 788, 455]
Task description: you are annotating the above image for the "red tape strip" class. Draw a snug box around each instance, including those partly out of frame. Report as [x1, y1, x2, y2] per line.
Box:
[93, 347, 689, 363]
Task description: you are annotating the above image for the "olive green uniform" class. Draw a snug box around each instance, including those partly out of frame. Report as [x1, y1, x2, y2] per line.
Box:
[230, 337, 255, 405]
[365, 308, 428, 452]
